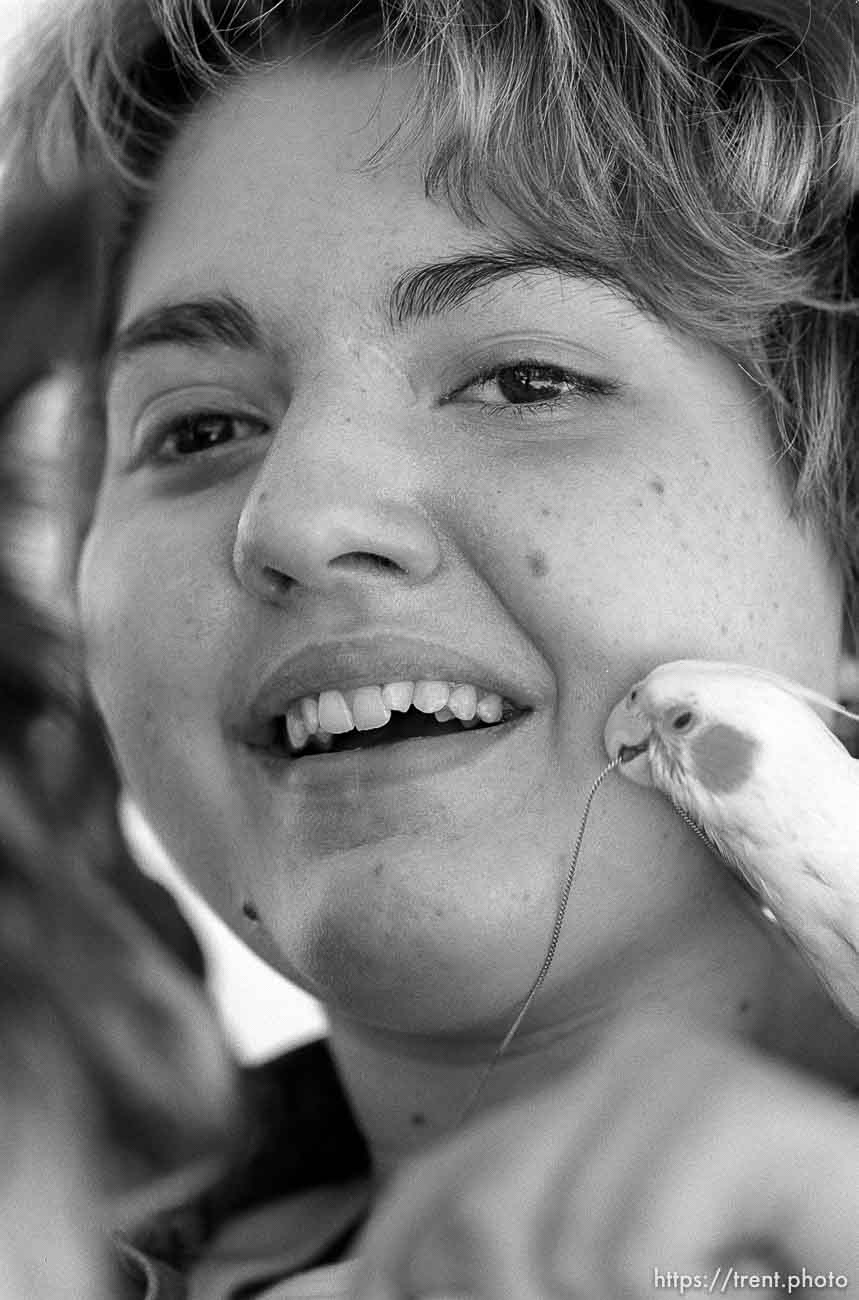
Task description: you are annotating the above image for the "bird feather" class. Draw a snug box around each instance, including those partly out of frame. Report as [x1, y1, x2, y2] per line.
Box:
[604, 660, 859, 1023]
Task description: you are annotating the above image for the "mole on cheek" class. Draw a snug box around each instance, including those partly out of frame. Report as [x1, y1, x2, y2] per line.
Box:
[649, 477, 666, 496]
[527, 549, 549, 577]
[242, 900, 260, 923]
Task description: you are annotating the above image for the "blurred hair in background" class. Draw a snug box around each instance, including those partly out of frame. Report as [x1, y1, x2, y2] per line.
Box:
[0, 187, 238, 1298]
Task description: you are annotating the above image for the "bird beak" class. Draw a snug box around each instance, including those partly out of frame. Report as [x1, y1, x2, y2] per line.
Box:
[603, 696, 654, 787]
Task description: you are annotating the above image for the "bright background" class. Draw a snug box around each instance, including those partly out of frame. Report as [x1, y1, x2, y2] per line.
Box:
[0, 0, 49, 75]
[2, 0, 328, 1063]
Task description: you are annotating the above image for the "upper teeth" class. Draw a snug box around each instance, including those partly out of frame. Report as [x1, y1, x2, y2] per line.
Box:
[283, 680, 512, 750]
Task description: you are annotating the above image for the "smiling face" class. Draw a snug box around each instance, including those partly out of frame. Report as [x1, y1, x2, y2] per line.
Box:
[80, 58, 843, 1034]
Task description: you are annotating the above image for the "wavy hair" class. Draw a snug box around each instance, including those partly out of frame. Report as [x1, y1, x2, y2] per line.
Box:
[0, 190, 238, 1293]
[2, 0, 858, 632]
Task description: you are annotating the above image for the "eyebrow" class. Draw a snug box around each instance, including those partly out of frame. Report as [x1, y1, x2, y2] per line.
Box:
[107, 249, 598, 374]
[385, 248, 587, 327]
[108, 292, 274, 374]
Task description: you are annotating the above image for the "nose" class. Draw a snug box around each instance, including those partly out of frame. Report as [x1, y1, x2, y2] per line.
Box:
[232, 415, 442, 601]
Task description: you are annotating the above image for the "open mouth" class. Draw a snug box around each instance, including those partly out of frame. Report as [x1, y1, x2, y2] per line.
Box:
[249, 680, 527, 761]
[271, 703, 523, 758]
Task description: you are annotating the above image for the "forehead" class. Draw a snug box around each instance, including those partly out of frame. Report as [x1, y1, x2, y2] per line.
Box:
[112, 56, 772, 433]
[121, 59, 515, 332]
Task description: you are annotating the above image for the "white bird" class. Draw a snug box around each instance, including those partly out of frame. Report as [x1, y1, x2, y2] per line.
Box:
[603, 660, 859, 1024]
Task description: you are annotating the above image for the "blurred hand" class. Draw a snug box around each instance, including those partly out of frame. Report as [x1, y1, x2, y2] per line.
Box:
[351, 1014, 859, 1299]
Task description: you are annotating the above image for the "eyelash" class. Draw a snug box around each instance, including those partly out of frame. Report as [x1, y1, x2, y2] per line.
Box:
[139, 360, 616, 464]
[140, 411, 268, 465]
[450, 360, 617, 417]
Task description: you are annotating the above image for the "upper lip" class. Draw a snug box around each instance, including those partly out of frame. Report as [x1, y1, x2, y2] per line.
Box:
[239, 633, 541, 735]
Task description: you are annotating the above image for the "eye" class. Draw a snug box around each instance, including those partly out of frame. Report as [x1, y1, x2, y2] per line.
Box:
[670, 709, 695, 732]
[449, 361, 617, 415]
[143, 411, 270, 464]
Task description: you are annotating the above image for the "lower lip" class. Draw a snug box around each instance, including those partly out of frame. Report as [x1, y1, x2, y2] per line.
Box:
[244, 711, 534, 791]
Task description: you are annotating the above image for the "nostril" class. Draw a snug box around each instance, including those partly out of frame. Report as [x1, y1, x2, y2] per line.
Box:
[331, 552, 407, 575]
[260, 566, 295, 595]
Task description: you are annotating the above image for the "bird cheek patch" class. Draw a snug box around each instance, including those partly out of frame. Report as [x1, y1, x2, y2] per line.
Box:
[688, 723, 760, 794]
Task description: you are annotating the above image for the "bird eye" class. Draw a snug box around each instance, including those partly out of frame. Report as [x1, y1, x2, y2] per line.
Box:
[671, 709, 695, 732]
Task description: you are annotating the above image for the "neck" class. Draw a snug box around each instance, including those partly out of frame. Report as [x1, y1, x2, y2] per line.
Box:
[327, 899, 859, 1184]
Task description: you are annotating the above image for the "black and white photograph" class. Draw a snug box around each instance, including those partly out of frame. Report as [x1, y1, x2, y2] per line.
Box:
[0, 2, 857, 1296]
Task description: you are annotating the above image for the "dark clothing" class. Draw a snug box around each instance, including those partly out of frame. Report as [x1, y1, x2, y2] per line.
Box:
[115, 1039, 372, 1299]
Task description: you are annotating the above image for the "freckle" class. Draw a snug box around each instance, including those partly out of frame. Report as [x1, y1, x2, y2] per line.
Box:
[649, 477, 665, 496]
[540, 506, 552, 518]
[527, 549, 549, 577]
[410, 1112, 427, 1128]
[242, 901, 259, 923]
[373, 862, 384, 878]
[719, 623, 728, 637]
[738, 999, 751, 1015]
[258, 490, 269, 505]
[434, 906, 444, 918]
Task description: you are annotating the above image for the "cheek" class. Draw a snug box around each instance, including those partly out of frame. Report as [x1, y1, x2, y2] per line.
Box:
[463, 432, 838, 747]
[78, 511, 228, 751]
[538, 445, 838, 679]
[635, 457, 841, 676]
[457, 464, 665, 683]
[78, 508, 247, 915]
